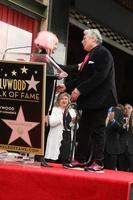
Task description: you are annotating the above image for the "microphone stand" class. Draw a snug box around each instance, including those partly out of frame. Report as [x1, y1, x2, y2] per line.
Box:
[2, 46, 31, 60]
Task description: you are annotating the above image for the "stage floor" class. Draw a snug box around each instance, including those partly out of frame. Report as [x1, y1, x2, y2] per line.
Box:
[0, 161, 133, 200]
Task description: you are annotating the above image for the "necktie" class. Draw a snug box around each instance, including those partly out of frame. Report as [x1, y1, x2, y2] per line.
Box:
[80, 53, 90, 71]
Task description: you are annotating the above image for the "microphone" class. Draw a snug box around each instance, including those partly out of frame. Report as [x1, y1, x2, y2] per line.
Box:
[2, 46, 31, 60]
[2, 47, 68, 79]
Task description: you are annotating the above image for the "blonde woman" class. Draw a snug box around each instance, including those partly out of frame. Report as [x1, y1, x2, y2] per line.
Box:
[45, 92, 76, 162]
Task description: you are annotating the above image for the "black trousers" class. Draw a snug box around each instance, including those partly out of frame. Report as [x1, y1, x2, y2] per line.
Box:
[76, 109, 108, 163]
[118, 147, 133, 172]
[59, 130, 71, 164]
[104, 152, 118, 170]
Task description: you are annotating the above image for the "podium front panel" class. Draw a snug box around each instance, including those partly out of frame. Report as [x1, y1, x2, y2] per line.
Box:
[0, 60, 46, 155]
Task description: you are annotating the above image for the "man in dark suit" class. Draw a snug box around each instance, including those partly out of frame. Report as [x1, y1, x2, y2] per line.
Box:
[104, 105, 124, 170]
[57, 29, 118, 171]
[118, 104, 133, 172]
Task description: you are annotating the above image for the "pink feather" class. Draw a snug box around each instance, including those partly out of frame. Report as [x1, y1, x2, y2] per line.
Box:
[34, 31, 58, 54]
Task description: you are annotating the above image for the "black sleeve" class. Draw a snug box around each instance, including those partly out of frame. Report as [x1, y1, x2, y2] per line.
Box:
[59, 64, 79, 74]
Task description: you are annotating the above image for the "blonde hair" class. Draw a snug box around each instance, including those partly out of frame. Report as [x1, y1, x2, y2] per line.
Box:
[55, 92, 71, 107]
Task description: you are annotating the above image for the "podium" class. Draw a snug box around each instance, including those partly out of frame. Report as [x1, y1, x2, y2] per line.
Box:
[0, 53, 66, 162]
[0, 59, 46, 158]
[0, 53, 67, 164]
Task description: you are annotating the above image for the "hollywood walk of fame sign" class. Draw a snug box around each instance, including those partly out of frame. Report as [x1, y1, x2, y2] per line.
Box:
[0, 60, 46, 155]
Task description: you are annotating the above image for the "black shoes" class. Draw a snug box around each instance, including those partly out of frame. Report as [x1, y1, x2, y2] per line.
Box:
[41, 159, 53, 167]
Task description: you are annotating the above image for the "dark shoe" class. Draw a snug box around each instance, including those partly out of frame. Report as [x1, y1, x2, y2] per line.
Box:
[63, 161, 87, 168]
[41, 160, 53, 168]
[84, 161, 104, 172]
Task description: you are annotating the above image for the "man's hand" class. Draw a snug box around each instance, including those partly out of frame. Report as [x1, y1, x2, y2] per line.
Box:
[57, 71, 68, 79]
[71, 88, 80, 101]
[56, 84, 66, 93]
[108, 111, 115, 122]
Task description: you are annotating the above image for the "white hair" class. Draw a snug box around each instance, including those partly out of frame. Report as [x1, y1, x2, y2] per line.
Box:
[84, 29, 103, 44]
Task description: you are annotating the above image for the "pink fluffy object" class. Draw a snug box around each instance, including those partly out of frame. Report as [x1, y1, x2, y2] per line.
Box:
[34, 31, 58, 54]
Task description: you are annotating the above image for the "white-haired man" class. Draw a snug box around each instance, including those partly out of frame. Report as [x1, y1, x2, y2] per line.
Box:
[57, 29, 118, 171]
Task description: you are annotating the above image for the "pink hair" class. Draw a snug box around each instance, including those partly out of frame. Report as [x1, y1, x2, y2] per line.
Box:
[34, 31, 58, 54]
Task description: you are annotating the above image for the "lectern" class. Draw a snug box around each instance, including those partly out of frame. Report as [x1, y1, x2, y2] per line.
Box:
[0, 53, 67, 162]
[0, 60, 46, 156]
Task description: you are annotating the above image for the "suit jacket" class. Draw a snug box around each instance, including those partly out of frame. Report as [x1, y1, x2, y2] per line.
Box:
[62, 45, 118, 110]
[119, 112, 133, 154]
[105, 108, 124, 154]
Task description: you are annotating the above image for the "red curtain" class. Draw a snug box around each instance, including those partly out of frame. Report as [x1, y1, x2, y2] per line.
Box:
[0, 3, 40, 52]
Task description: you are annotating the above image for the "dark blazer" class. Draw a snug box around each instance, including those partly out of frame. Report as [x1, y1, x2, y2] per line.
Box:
[119, 112, 133, 154]
[62, 45, 118, 110]
[105, 108, 124, 154]
[32, 49, 58, 114]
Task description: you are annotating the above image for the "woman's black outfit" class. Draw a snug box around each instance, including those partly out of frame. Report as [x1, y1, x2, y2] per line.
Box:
[34, 50, 59, 166]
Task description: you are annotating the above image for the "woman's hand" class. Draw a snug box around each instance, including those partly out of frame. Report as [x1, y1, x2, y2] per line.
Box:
[56, 84, 66, 93]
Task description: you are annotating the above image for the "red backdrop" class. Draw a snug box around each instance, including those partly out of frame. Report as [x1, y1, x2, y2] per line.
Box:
[0, 3, 40, 52]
